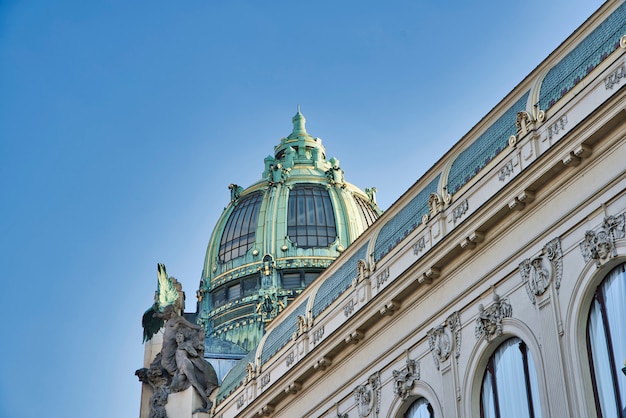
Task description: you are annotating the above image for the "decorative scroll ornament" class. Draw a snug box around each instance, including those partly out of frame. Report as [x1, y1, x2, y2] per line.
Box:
[392, 352, 420, 400]
[427, 311, 461, 369]
[354, 372, 381, 417]
[475, 291, 512, 342]
[519, 238, 563, 304]
[427, 325, 450, 369]
[357, 259, 370, 282]
[580, 214, 625, 267]
[428, 193, 443, 216]
[516, 111, 534, 137]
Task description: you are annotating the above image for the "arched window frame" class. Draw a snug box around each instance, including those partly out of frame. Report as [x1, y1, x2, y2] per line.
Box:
[585, 262, 626, 417]
[479, 337, 542, 418]
[287, 184, 337, 249]
[462, 318, 547, 418]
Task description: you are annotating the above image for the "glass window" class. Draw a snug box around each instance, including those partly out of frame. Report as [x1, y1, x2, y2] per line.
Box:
[242, 276, 259, 297]
[282, 272, 301, 289]
[219, 192, 263, 262]
[586, 263, 626, 417]
[480, 337, 542, 418]
[404, 398, 434, 418]
[354, 193, 379, 227]
[287, 185, 337, 248]
[211, 287, 227, 308]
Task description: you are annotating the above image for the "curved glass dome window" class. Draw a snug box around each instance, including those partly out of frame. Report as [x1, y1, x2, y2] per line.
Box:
[480, 337, 542, 418]
[354, 194, 378, 227]
[586, 262, 625, 417]
[404, 398, 434, 418]
[219, 192, 263, 262]
[287, 184, 336, 248]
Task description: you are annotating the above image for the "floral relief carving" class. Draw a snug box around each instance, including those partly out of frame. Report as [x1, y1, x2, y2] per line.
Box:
[547, 114, 567, 140]
[413, 237, 426, 255]
[392, 353, 420, 400]
[475, 291, 513, 342]
[580, 214, 625, 267]
[604, 63, 625, 90]
[498, 160, 514, 182]
[452, 199, 469, 223]
[354, 372, 381, 418]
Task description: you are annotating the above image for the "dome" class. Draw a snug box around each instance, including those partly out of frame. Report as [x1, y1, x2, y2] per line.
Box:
[197, 109, 381, 357]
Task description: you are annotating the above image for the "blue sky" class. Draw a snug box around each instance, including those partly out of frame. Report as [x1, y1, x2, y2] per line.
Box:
[0, 1, 605, 417]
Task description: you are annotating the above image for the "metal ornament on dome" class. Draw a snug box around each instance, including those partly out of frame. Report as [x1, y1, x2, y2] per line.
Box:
[197, 108, 382, 377]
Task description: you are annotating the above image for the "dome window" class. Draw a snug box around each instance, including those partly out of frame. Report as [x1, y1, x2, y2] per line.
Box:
[354, 194, 379, 227]
[288, 185, 337, 249]
[219, 192, 263, 263]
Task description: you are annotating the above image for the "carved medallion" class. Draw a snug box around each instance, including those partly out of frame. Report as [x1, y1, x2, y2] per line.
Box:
[519, 238, 563, 304]
[354, 372, 381, 417]
[427, 311, 461, 369]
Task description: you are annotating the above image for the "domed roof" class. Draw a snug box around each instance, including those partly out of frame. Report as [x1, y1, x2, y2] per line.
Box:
[197, 109, 381, 355]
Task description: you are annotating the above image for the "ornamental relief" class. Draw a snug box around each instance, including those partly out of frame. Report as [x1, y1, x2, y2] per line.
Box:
[519, 238, 563, 304]
[475, 291, 513, 342]
[428, 193, 443, 216]
[547, 114, 567, 141]
[427, 311, 461, 370]
[604, 62, 625, 90]
[452, 199, 469, 223]
[392, 353, 420, 400]
[413, 237, 426, 255]
[579, 213, 625, 267]
[353, 372, 381, 418]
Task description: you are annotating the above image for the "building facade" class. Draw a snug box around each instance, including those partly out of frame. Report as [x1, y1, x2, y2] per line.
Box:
[139, 1, 626, 417]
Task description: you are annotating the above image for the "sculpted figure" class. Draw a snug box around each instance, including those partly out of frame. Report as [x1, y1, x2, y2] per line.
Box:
[138, 265, 219, 416]
[157, 306, 218, 411]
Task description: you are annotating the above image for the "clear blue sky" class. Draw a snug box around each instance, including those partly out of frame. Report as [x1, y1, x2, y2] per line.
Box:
[0, 1, 604, 417]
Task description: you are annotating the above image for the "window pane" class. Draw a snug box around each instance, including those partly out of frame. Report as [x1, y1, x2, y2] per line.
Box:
[219, 192, 263, 262]
[287, 185, 337, 248]
[587, 263, 626, 417]
[480, 337, 542, 418]
[404, 398, 434, 418]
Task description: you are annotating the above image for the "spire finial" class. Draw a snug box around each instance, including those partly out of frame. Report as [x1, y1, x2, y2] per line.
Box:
[292, 105, 306, 134]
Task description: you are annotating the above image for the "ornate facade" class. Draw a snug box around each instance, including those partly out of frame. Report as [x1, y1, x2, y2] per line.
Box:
[139, 1, 626, 417]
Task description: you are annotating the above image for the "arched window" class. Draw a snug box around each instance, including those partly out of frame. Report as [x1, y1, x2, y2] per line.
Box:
[287, 184, 337, 248]
[480, 337, 542, 418]
[586, 262, 626, 417]
[404, 398, 434, 418]
[219, 192, 263, 262]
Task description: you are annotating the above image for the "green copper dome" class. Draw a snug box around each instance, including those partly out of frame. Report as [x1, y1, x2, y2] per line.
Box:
[197, 109, 381, 356]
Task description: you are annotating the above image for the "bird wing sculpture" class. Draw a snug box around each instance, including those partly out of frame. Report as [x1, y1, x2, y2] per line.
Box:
[142, 263, 180, 342]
